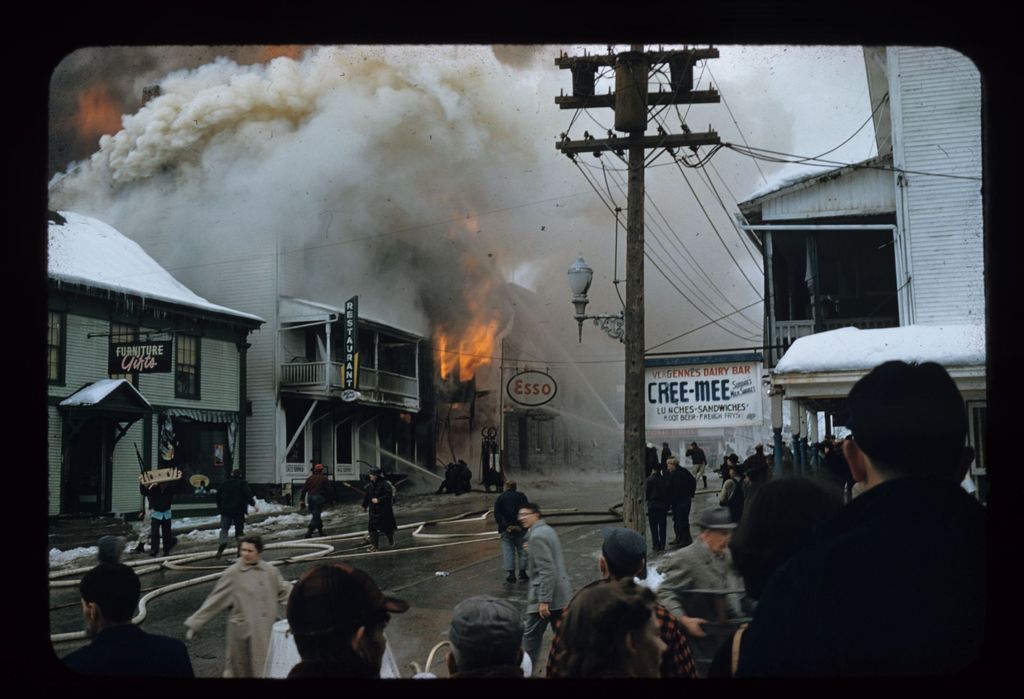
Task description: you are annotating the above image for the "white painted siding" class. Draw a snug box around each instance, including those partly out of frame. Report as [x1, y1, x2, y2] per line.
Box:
[111, 421, 146, 514]
[889, 47, 984, 325]
[207, 254, 278, 484]
[761, 166, 895, 221]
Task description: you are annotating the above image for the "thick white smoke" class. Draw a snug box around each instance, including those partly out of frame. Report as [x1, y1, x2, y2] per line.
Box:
[48, 45, 874, 401]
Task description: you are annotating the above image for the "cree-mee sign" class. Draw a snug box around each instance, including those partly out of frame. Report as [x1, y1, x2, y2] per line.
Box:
[507, 370, 558, 407]
[645, 354, 763, 430]
[109, 341, 172, 374]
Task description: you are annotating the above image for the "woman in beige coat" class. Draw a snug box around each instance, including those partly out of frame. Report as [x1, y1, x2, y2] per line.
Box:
[185, 534, 292, 677]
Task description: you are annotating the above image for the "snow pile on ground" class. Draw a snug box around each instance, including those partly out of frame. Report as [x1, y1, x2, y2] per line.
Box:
[49, 546, 98, 568]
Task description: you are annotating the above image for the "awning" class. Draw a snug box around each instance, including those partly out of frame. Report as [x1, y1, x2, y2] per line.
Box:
[58, 378, 152, 414]
[772, 324, 986, 404]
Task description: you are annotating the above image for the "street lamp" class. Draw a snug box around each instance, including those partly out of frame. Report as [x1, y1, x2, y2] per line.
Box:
[567, 254, 624, 342]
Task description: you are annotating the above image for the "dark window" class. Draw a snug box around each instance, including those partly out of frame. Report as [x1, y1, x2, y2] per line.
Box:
[378, 333, 417, 377]
[357, 327, 376, 369]
[175, 334, 200, 398]
[47, 311, 65, 384]
[284, 400, 306, 463]
[109, 323, 139, 387]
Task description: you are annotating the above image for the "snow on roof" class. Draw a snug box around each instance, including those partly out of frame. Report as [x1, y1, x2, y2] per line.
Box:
[58, 378, 153, 408]
[774, 324, 985, 374]
[741, 154, 892, 206]
[49, 211, 263, 324]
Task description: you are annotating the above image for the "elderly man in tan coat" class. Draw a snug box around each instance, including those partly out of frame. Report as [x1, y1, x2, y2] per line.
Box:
[185, 534, 292, 677]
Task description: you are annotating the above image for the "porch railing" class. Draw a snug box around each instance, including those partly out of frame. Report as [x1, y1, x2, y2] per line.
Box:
[771, 316, 898, 366]
[279, 361, 419, 402]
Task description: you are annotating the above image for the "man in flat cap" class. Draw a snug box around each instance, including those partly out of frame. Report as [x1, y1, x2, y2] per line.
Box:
[446, 596, 527, 678]
[656, 507, 745, 659]
[362, 467, 398, 551]
[545, 527, 698, 679]
[737, 361, 986, 676]
[286, 562, 409, 677]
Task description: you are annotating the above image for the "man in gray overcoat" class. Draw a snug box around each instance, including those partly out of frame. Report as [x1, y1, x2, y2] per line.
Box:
[184, 534, 292, 677]
[517, 502, 571, 674]
[657, 507, 745, 623]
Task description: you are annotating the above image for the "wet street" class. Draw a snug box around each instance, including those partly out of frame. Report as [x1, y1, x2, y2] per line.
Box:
[49, 469, 725, 678]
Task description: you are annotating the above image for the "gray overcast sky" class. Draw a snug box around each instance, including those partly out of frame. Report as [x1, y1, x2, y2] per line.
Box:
[48, 44, 878, 359]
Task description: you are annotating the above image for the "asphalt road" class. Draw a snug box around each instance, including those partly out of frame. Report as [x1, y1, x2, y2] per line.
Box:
[48, 468, 726, 678]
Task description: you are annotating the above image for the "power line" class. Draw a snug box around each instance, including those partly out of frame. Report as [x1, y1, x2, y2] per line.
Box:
[725, 143, 982, 182]
[572, 157, 761, 343]
[667, 139, 764, 299]
[646, 298, 764, 352]
[602, 164, 763, 337]
[705, 64, 768, 188]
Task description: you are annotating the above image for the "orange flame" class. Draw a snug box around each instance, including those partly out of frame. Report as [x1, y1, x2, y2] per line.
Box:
[436, 264, 499, 381]
[260, 45, 305, 62]
[72, 84, 123, 141]
[437, 320, 498, 382]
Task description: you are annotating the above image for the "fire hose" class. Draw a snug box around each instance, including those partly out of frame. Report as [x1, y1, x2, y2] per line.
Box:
[50, 504, 623, 645]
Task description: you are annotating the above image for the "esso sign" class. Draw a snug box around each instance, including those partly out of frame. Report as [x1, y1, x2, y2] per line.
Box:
[507, 370, 558, 407]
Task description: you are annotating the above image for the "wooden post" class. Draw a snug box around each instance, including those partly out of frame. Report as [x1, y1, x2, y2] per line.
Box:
[622, 45, 647, 536]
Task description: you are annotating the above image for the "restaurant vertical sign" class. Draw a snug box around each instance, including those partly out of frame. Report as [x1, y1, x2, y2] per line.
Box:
[341, 296, 360, 401]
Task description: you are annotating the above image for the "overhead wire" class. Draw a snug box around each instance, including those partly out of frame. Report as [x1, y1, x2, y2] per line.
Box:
[600, 163, 763, 339]
[705, 63, 769, 188]
[571, 155, 761, 344]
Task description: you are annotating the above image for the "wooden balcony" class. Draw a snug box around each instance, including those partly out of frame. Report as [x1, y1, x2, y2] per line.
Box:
[279, 361, 420, 409]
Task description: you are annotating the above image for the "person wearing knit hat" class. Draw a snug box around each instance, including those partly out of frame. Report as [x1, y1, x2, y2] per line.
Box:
[445, 596, 526, 678]
[286, 563, 408, 678]
[298, 463, 333, 539]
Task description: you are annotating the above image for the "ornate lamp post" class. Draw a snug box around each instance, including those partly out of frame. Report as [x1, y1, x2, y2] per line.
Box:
[567, 255, 624, 343]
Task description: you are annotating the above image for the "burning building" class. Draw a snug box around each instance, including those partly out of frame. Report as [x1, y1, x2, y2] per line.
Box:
[48, 46, 631, 495]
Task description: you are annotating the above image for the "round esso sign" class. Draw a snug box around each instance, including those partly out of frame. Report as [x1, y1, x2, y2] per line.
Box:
[507, 370, 558, 407]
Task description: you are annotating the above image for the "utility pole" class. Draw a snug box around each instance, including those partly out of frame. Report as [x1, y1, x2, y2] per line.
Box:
[555, 45, 721, 535]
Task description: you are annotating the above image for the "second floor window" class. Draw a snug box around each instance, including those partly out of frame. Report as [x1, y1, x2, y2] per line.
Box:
[175, 334, 200, 398]
[109, 323, 139, 387]
[47, 311, 65, 384]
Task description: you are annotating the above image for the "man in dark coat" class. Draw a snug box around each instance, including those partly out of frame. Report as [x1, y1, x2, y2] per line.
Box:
[286, 563, 409, 678]
[736, 361, 986, 676]
[362, 468, 397, 551]
[494, 479, 529, 582]
[660, 442, 673, 469]
[821, 436, 853, 498]
[742, 444, 769, 491]
[299, 462, 334, 538]
[455, 459, 473, 494]
[644, 443, 660, 478]
[685, 441, 709, 489]
[216, 468, 256, 557]
[139, 470, 184, 557]
[645, 465, 670, 552]
[62, 563, 194, 677]
[665, 457, 697, 548]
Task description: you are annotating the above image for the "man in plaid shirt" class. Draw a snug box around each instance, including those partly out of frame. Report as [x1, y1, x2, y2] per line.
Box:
[545, 527, 698, 679]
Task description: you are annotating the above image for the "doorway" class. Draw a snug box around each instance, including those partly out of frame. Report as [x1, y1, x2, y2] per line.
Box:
[64, 419, 109, 514]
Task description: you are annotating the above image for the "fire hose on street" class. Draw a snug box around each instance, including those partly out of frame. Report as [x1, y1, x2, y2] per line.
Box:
[49, 503, 624, 647]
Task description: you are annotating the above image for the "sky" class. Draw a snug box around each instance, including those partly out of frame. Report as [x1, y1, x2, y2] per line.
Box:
[47, 44, 879, 367]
